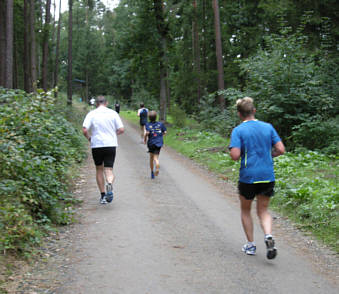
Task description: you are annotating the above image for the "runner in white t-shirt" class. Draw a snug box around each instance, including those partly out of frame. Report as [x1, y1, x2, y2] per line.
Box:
[83, 96, 124, 204]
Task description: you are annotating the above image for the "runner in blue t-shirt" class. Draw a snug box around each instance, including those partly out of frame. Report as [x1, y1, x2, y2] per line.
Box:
[144, 111, 167, 179]
[229, 97, 285, 259]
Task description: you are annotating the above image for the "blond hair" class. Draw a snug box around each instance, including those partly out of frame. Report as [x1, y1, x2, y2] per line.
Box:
[236, 97, 255, 117]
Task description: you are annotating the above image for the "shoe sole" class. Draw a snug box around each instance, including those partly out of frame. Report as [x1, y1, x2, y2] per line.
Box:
[265, 238, 277, 259]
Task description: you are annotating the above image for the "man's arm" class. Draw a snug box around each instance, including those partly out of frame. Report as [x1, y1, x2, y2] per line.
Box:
[117, 127, 124, 135]
[229, 147, 241, 161]
[272, 141, 285, 157]
[82, 127, 91, 142]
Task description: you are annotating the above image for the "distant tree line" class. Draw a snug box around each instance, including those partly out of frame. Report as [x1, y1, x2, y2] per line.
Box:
[0, 0, 338, 152]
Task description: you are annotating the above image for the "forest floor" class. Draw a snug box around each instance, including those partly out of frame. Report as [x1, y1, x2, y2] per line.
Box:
[2, 119, 338, 294]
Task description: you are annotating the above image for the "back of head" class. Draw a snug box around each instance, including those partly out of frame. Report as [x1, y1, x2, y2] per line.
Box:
[236, 97, 255, 117]
[96, 96, 107, 106]
[148, 110, 157, 122]
[140, 103, 144, 108]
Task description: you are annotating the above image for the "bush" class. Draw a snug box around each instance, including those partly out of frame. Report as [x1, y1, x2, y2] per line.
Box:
[170, 104, 186, 127]
[291, 116, 339, 154]
[0, 88, 86, 253]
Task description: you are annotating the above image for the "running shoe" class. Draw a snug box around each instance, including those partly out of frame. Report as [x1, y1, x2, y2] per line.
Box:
[100, 195, 107, 204]
[265, 236, 277, 259]
[151, 171, 155, 179]
[106, 183, 114, 203]
[242, 243, 256, 255]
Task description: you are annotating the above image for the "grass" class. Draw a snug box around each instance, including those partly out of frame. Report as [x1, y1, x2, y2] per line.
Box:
[120, 110, 339, 252]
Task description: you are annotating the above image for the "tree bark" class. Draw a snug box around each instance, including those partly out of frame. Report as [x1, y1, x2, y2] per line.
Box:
[24, 0, 31, 92]
[67, 0, 73, 105]
[5, 0, 13, 89]
[30, 0, 37, 91]
[192, 0, 201, 104]
[212, 0, 225, 109]
[53, 0, 61, 97]
[154, 0, 168, 121]
[42, 0, 51, 91]
[0, 0, 6, 86]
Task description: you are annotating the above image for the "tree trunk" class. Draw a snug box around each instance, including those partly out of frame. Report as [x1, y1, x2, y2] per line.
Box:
[154, 0, 168, 121]
[24, 0, 31, 92]
[42, 0, 51, 91]
[0, 0, 6, 86]
[30, 0, 37, 91]
[212, 0, 225, 109]
[5, 0, 13, 89]
[53, 0, 61, 97]
[192, 0, 201, 105]
[67, 0, 73, 105]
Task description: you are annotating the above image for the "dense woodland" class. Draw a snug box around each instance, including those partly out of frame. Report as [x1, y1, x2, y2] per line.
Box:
[0, 0, 338, 151]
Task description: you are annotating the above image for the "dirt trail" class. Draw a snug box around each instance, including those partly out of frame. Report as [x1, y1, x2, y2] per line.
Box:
[13, 118, 338, 294]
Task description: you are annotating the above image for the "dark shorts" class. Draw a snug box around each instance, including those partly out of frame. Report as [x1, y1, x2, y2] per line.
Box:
[238, 181, 275, 200]
[140, 121, 147, 126]
[92, 147, 116, 167]
[148, 145, 161, 154]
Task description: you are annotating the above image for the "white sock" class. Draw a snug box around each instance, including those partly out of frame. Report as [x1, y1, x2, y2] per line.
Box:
[265, 234, 273, 240]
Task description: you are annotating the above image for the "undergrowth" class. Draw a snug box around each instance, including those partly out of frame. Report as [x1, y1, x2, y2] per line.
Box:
[0, 88, 87, 256]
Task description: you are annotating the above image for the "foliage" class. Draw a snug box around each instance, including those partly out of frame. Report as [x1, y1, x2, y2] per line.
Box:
[196, 88, 243, 137]
[0, 88, 86, 253]
[169, 104, 186, 128]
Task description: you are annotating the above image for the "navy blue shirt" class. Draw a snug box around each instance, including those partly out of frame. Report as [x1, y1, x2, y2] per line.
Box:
[146, 121, 167, 147]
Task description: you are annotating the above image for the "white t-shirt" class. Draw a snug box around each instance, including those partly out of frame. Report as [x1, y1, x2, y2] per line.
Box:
[83, 106, 124, 148]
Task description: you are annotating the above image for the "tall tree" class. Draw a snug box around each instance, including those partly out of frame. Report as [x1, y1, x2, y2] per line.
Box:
[154, 0, 169, 121]
[23, 0, 31, 92]
[5, 0, 13, 88]
[0, 0, 6, 86]
[42, 0, 51, 91]
[212, 0, 224, 109]
[29, 0, 37, 91]
[67, 0, 73, 105]
[192, 0, 201, 104]
[53, 0, 61, 97]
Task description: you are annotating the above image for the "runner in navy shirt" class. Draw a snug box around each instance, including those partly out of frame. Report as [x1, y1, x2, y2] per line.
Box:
[137, 103, 148, 143]
[144, 111, 167, 179]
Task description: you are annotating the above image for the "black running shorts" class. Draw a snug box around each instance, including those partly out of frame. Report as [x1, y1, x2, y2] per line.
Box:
[148, 145, 161, 154]
[91, 147, 116, 167]
[238, 181, 275, 200]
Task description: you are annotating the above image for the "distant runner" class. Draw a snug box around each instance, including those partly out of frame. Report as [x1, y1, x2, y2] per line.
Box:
[115, 102, 120, 113]
[137, 103, 148, 142]
[82, 96, 124, 204]
[144, 111, 167, 179]
[229, 97, 285, 259]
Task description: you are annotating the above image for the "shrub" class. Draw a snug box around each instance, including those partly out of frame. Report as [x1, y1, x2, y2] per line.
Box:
[0, 88, 86, 253]
[170, 104, 186, 127]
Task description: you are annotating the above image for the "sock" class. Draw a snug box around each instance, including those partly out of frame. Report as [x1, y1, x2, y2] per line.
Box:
[248, 241, 255, 247]
[101, 192, 105, 198]
[265, 234, 273, 240]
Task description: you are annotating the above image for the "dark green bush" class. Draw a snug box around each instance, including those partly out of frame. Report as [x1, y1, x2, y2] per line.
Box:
[0, 88, 86, 253]
[170, 104, 186, 128]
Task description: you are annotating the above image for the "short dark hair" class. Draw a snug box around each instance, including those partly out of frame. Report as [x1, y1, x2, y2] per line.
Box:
[140, 103, 144, 108]
[96, 96, 107, 105]
[148, 110, 157, 122]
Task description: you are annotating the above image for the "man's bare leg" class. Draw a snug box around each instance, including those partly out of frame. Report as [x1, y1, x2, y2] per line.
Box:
[239, 195, 254, 242]
[256, 195, 272, 235]
[95, 164, 105, 194]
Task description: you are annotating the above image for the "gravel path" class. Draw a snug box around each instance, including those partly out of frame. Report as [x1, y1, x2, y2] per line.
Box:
[13, 118, 338, 294]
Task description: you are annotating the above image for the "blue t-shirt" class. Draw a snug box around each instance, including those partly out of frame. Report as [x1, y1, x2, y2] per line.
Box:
[229, 120, 281, 184]
[146, 121, 167, 147]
